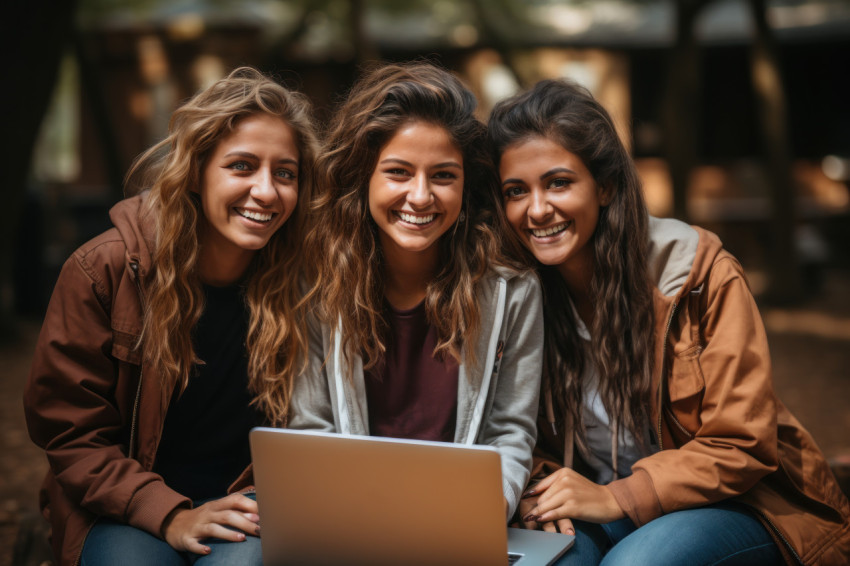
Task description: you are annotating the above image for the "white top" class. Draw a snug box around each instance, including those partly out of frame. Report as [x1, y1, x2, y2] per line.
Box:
[572, 302, 655, 484]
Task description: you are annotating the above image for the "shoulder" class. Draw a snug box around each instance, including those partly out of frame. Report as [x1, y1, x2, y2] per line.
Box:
[56, 223, 144, 331]
[486, 265, 541, 294]
[72, 228, 127, 269]
[475, 266, 542, 319]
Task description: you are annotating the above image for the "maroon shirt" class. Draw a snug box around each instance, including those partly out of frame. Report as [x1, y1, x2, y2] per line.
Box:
[365, 300, 459, 442]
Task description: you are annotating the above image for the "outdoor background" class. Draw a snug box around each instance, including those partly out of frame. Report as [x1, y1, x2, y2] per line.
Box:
[2, 1, 849, 565]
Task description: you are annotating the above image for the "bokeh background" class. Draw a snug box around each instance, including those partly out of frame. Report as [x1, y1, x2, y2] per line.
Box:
[2, 1, 849, 565]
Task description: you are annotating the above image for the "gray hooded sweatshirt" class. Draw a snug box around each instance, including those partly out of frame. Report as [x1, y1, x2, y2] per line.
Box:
[288, 267, 544, 517]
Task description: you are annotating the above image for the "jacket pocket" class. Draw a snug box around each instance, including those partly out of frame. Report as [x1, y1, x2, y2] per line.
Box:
[665, 346, 705, 444]
[111, 329, 142, 364]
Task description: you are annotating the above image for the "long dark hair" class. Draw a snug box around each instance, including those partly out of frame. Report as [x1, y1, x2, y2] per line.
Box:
[305, 61, 514, 371]
[488, 79, 654, 450]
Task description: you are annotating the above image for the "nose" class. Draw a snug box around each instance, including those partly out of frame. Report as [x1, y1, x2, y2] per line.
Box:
[250, 168, 276, 203]
[407, 173, 433, 208]
[528, 188, 552, 223]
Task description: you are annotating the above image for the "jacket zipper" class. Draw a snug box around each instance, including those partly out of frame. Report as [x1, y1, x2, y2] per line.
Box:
[73, 523, 94, 566]
[128, 261, 144, 460]
[663, 405, 694, 440]
[75, 260, 146, 566]
[656, 299, 679, 451]
[743, 503, 804, 565]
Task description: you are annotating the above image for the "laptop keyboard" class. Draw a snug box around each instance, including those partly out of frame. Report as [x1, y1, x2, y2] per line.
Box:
[508, 552, 523, 564]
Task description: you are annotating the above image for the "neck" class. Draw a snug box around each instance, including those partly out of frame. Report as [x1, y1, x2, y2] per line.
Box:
[381, 241, 439, 311]
[198, 245, 254, 286]
[557, 251, 595, 328]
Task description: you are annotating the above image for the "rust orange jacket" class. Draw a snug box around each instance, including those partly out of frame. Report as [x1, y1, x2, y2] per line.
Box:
[23, 195, 254, 566]
[533, 217, 850, 565]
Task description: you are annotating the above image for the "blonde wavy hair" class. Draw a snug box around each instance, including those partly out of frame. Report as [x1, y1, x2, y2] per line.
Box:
[125, 67, 318, 426]
[305, 61, 514, 371]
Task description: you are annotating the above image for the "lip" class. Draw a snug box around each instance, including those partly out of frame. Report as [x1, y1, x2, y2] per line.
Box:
[393, 211, 439, 228]
[527, 220, 571, 241]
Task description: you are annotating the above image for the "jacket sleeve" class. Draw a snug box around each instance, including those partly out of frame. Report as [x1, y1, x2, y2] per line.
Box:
[607, 254, 779, 526]
[478, 273, 544, 517]
[23, 251, 189, 537]
[287, 307, 338, 432]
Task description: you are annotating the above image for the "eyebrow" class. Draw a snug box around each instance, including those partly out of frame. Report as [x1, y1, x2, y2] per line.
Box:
[501, 167, 576, 187]
[379, 158, 462, 170]
[541, 167, 576, 179]
[223, 151, 299, 166]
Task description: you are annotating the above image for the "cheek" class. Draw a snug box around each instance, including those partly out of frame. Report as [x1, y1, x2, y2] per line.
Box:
[283, 188, 299, 217]
[442, 185, 464, 217]
[503, 203, 525, 234]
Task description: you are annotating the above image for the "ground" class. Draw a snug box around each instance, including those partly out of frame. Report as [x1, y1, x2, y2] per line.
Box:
[1, 269, 849, 566]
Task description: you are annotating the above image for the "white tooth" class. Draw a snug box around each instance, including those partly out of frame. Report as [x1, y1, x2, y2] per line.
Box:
[399, 212, 435, 224]
[239, 209, 273, 222]
[531, 222, 569, 238]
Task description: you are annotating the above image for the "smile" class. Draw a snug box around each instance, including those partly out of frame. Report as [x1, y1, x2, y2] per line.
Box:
[396, 212, 436, 225]
[530, 221, 570, 238]
[236, 208, 275, 223]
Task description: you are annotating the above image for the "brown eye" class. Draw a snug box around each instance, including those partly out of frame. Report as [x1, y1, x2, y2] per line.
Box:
[504, 186, 526, 199]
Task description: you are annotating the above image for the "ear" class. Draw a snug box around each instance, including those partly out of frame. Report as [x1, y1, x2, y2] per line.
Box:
[598, 184, 614, 207]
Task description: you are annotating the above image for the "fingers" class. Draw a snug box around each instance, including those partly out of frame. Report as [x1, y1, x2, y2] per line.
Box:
[182, 538, 212, 556]
[215, 493, 260, 514]
[165, 497, 262, 554]
[523, 470, 560, 498]
[202, 506, 261, 538]
[201, 522, 253, 543]
[514, 497, 539, 530]
[557, 518, 575, 536]
[541, 521, 558, 533]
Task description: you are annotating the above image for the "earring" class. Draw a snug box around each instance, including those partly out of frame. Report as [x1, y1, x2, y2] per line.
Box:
[459, 211, 466, 222]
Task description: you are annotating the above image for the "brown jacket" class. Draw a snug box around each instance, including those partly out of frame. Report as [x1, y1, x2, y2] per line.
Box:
[23, 195, 254, 566]
[533, 217, 850, 565]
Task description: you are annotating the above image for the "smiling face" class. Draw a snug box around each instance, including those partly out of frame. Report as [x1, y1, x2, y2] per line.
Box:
[368, 120, 464, 264]
[198, 112, 300, 283]
[500, 135, 606, 284]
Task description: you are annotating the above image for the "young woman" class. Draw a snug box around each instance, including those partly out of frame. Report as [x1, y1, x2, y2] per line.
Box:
[488, 79, 850, 565]
[288, 61, 543, 517]
[24, 67, 318, 566]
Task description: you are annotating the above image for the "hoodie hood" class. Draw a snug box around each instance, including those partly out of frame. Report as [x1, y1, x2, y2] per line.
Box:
[109, 193, 156, 277]
[646, 216, 724, 299]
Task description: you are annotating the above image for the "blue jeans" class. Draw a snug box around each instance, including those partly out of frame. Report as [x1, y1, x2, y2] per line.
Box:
[555, 502, 783, 566]
[80, 495, 262, 566]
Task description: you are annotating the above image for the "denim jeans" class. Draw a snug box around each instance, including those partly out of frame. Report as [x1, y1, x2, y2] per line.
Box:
[555, 502, 783, 566]
[80, 494, 262, 566]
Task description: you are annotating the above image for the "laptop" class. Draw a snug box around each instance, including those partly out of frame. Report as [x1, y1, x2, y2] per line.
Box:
[250, 427, 574, 565]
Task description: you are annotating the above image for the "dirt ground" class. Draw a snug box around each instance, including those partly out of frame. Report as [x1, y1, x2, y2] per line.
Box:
[1, 269, 849, 566]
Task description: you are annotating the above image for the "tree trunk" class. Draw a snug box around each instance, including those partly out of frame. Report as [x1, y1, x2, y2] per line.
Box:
[661, 0, 708, 222]
[0, 0, 78, 341]
[350, 0, 380, 65]
[749, 0, 801, 303]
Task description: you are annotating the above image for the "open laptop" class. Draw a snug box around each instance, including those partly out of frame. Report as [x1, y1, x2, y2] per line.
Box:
[250, 427, 574, 565]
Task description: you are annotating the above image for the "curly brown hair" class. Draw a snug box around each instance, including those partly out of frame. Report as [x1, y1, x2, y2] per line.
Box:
[305, 61, 514, 371]
[125, 66, 319, 425]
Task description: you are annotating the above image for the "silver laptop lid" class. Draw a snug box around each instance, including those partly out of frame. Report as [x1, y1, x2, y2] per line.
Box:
[250, 427, 508, 566]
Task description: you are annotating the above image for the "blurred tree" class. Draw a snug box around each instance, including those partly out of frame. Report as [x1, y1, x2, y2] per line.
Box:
[749, 0, 801, 302]
[0, 0, 79, 341]
[662, 0, 711, 223]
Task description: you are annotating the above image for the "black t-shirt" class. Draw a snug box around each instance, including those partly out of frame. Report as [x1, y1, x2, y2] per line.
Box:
[153, 283, 263, 501]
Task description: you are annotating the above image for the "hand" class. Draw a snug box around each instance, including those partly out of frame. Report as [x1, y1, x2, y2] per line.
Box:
[517, 493, 575, 535]
[162, 493, 260, 555]
[522, 468, 624, 525]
